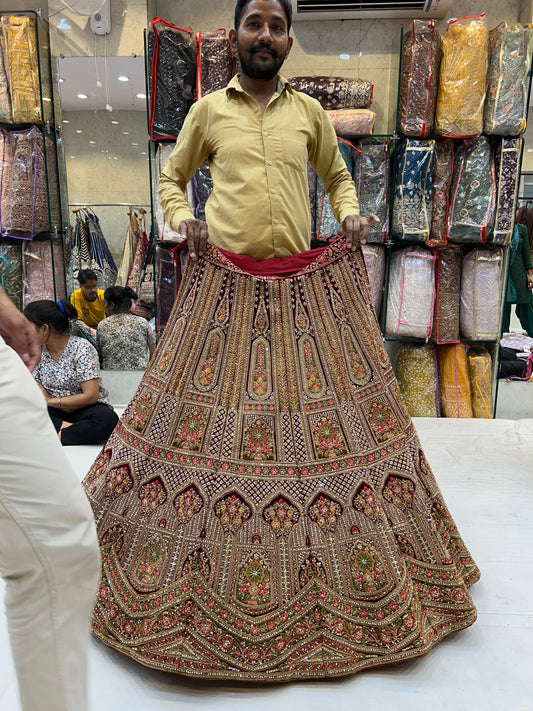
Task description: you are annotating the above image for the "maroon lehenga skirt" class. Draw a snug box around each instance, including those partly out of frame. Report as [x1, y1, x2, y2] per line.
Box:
[83, 239, 479, 681]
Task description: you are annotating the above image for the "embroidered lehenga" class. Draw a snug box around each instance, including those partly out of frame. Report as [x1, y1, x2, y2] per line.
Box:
[83, 239, 479, 681]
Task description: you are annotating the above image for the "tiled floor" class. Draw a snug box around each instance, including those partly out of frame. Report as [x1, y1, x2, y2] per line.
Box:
[1, 417, 532, 711]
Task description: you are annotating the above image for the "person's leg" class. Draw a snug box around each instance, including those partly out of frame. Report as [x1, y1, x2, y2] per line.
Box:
[47, 405, 65, 432]
[60, 403, 118, 446]
[0, 337, 100, 711]
[515, 302, 533, 338]
[501, 300, 512, 334]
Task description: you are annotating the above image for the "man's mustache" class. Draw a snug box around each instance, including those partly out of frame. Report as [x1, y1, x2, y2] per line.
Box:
[250, 45, 276, 57]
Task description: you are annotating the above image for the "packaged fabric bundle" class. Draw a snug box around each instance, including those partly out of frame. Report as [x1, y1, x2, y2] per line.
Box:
[23, 239, 66, 306]
[447, 137, 495, 243]
[431, 245, 462, 343]
[0, 28, 11, 122]
[468, 346, 492, 418]
[385, 244, 437, 339]
[288, 76, 373, 109]
[428, 139, 453, 246]
[0, 15, 41, 124]
[352, 138, 390, 244]
[148, 18, 196, 140]
[398, 19, 442, 137]
[192, 160, 213, 221]
[155, 142, 184, 242]
[315, 139, 353, 240]
[491, 137, 522, 245]
[1, 126, 49, 239]
[484, 22, 532, 136]
[325, 109, 375, 135]
[195, 29, 234, 98]
[156, 243, 185, 337]
[361, 243, 385, 318]
[395, 343, 439, 417]
[460, 248, 502, 340]
[437, 343, 473, 418]
[392, 138, 434, 242]
[307, 162, 317, 234]
[0, 240, 23, 309]
[435, 15, 489, 137]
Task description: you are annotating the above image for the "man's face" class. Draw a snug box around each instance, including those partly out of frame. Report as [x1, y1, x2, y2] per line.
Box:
[232, 0, 292, 81]
[81, 279, 98, 302]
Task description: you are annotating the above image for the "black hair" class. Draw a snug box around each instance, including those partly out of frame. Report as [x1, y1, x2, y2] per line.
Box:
[77, 268, 98, 285]
[234, 0, 292, 32]
[104, 285, 138, 313]
[24, 299, 78, 334]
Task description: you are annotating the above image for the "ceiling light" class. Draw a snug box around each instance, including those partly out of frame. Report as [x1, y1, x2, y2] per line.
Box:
[111, 120, 119, 124]
[58, 18, 71, 30]
[77, 93, 88, 99]
[89, 140, 96, 144]
[131, 142, 138, 146]
[62, 119, 69, 124]
[58, 78, 64, 83]
[117, 75, 129, 82]
[76, 130, 83, 134]
[136, 93, 146, 99]
[122, 131, 129, 135]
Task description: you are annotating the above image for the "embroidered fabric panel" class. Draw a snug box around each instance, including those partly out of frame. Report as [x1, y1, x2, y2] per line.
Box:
[398, 20, 442, 138]
[23, 239, 66, 306]
[83, 240, 479, 681]
[392, 139, 434, 242]
[289, 76, 373, 110]
[396, 344, 438, 418]
[0, 241, 22, 309]
[431, 245, 462, 344]
[315, 140, 353, 240]
[196, 30, 234, 98]
[429, 139, 453, 246]
[484, 22, 532, 136]
[361, 243, 385, 318]
[492, 137, 521, 246]
[468, 347, 493, 418]
[326, 109, 376, 136]
[460, 248, 502, 340]
[0, 15, 41, 124]
[155, 142, 183, 243]
[437, 344, 473, 418]
[352, 138, 390, 244]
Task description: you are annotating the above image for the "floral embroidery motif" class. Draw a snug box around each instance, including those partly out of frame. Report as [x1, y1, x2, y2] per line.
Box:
[254, 291, 269, 333]
[214, 492, 252, 534]
[157, 349, 172, 375]
[308, 493, 343, 532]
[395, 532, 417, 558]
[365, 401, 401, 443]
[382, 474, 415, 510]
[348, 541, 388, 593]
[105, 464, 134, 497]
[172, 407, 207, 451]
[341, 325, 371, 386]
[173, 484, 204, 525]
[194, 329, 224, 391]
[236, 552, 271, 607]
[131, 535, 166, 589]
[127, 392, 154, 435]
[182, 548, 211, 579]
[242, 417, 275, 461]
[299, 554, 327, 587]
[263, 495, 299, 536]
[311, 415, 348, 459]
[418, 449, 431, 476]
[353, 483, 381, 520]
[299, 335, 326, 398]
[100, 524, 124, 553]
[138, 476, 168, 512]
[248, 338, 272, 400]
[294, 295, 310, 332]
[215, 289, 230, 325]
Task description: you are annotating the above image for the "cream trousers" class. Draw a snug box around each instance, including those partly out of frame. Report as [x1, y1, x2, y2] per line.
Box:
[0, 336, 100, 711]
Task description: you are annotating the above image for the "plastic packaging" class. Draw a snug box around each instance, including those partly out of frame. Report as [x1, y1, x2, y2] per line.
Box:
[149, 18, 196, 140]
[468, 346, 492, 418]
[460, 248, 502, 340]
[385, 245, 437, 339]
[288, 76, 373, 109]
[23, 239, 66, 306]
[428, 139, 453, 246]
[0, 240, 22, 310]
[437, 343, 473, 418]
[315, 139, 353, 240]
[195, 29, 234, 98]
[398, 19, 442, 137]
[192, 159, 213, 221]
[392, 138, 434, 242]
[361, 243, 385, 318]
[484, 22, 532, 136]
[326, 109, 375, 135]
[395, 343, 439, 417]
[447, 137, 495, 243]
[0, 15, 41, 124]
[351, 138, 389, 244]
[155, 142, 184, 242]
[435, 15, 489, 137]
[491, 137, 522, 245]
[431, 245, 462, 344]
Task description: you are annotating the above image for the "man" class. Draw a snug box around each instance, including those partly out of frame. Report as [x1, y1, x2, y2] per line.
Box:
[70, 268, 106, 335]
[0, 285, 100, 710]
[159, 0, 377, 261]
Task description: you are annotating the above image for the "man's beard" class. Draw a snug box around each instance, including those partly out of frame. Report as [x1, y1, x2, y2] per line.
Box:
[237, 44, 285, 81]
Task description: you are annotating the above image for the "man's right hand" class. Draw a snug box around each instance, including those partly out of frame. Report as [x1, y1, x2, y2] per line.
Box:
[179, 219, 209, 262]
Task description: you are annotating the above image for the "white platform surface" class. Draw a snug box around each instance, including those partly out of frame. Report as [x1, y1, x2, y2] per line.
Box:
[1, 417, 532, 711]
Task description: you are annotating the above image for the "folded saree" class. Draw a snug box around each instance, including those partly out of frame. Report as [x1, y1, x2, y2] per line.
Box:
[83, 240, 478, 681]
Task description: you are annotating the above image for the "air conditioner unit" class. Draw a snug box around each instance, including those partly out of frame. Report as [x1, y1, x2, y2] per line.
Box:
[291, 0, 452, 21]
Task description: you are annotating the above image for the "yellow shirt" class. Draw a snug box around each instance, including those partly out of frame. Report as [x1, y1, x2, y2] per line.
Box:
[70, 288, 106, 327]
[158, 74, 359, 260]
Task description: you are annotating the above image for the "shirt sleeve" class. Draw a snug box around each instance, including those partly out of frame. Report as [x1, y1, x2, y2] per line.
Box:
[74, 339, 100, 383]
[158, 100, 212, 233]
[308, 102, 360, 224]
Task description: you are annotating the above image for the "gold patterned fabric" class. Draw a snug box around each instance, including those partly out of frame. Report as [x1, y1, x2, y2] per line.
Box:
[83, 240, 479, 681]
[395, 343, 438, 418]
[437, 344, 473, 418]
[467, 347, 492, 419]
[1, 15, 41, 124]
[435, 16, 489, 137]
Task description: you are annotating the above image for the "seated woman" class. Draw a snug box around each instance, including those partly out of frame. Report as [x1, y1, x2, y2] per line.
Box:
[96, 286, 156, 370]
[23, 299, 119, 446]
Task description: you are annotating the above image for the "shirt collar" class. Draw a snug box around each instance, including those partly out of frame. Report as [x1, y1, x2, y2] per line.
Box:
[226, 74, 292, 99]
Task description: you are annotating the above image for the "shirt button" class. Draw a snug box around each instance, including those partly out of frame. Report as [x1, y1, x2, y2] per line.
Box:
[264, 131, 269, 137]
[274, 219, 279, 224]
[268, 160, 272, 166]
[271, 188, 276, 194]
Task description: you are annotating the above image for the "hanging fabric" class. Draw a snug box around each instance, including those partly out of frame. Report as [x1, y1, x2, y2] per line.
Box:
[23, 239, 66, 306]
[0, 14, 41, 124]
[128, 213, 154, 319]
[115, 211, 140, 286]
[195, 29, 233, 99]
[85, 209, 118, 289]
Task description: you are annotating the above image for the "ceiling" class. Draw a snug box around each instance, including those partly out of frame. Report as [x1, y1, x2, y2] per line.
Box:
[57, 55, 147, 112]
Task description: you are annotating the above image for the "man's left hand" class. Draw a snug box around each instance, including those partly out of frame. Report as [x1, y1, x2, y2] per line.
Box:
[340, 214, 380, 249]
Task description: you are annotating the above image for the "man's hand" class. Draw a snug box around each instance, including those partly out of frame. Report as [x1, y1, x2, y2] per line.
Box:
[0, 287, 41, 371]
[340, 214, 380, 249]
[179, 219, 209, 262]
